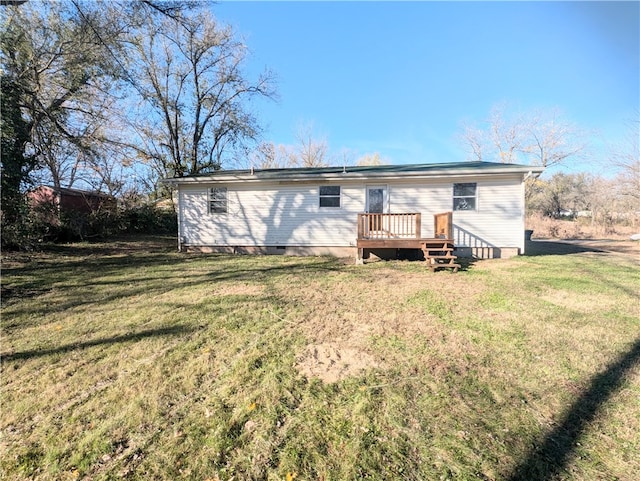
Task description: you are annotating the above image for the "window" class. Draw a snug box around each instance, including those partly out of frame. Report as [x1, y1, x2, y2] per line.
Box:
[453, 183, 477, 211]
[319, 186, 341, 208]
[209, 187, 227, 213]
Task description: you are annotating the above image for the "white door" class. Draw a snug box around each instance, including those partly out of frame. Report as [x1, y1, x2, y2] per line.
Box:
[365, 185, 388, 233]
[366, 185, 387, 213]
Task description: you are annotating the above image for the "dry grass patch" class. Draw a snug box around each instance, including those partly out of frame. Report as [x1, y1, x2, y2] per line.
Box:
[526, 212, 640, 240]
[540, 289, 619, 314]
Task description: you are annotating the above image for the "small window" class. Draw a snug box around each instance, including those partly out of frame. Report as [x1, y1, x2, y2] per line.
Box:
[453, 183, 477, 211]
[319, 185, 341, 208]
[209, 187, 227, 214]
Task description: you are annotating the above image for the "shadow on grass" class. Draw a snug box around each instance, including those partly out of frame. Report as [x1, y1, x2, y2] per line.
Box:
[506, 337, 640, 481]
[1, 324, 196, 362]
[454, 256, 479, 272]
[524, 240, 605, 256]
[25, 235, 178, 257]
[367, 248, 479, 272]
[2, 251, 342, 320]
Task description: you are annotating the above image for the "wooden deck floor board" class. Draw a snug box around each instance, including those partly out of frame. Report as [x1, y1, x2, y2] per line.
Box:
[356, 238, 454, 249]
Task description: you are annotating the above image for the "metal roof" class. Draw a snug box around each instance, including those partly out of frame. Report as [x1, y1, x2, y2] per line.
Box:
[162, 161, 544, 184]
[32, 185, 115, 198]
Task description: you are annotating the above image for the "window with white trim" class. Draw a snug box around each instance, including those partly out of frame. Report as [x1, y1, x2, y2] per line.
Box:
[209, 187, 228, 214]
[319, 186, 341, 208]
[453, 183, 477, 211]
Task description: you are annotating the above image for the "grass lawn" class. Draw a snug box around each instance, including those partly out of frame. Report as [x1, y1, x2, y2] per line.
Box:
[1, 236, 639, 481]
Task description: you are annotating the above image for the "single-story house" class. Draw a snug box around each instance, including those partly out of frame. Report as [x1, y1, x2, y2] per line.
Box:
[164, 161, 544, 260]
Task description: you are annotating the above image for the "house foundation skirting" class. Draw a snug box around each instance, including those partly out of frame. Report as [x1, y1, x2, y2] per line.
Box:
[454, 246, 520, 259]
[182, 244, 520, 259]
[182, 245, 357, 257]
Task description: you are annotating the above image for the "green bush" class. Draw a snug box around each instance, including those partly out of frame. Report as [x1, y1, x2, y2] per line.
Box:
[1, 199, 57, 250]
[121, 204, 177, 234]
[1, 200, 177, 250]
[57, 208, 124, 242]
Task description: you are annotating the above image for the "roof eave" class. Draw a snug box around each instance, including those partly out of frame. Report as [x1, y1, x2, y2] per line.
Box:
[162, 165, 544, 185]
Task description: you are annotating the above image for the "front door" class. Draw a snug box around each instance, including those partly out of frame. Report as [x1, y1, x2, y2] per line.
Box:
[366, 185, 387, 232]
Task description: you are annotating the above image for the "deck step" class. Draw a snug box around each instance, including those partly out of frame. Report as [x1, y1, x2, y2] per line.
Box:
[423, 242, 459, 272]
[429, 263, 461, 273]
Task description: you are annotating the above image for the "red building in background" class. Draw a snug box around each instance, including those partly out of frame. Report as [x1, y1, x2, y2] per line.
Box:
[27, 186, 116, 224]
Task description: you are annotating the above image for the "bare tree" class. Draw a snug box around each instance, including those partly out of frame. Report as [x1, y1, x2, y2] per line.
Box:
[249, 123, 331, 169]
[489, 105, 529, 164]
[525, 109, 589, 169]
[356, 152, 388, 166]
[460, 104, 528, 163]
[295, 122, 330, 167]
[609, 116, 640, 205]
[129, 11, 276, 179]
[459, 104, 589, 168]
[583, 175, 621, 233]
[459, 123, 485, 162]
[250, 142, 297, 169]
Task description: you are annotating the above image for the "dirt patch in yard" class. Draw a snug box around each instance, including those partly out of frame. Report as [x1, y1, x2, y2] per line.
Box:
[289, 268, 482, 383]
[296, 343, 380, 384]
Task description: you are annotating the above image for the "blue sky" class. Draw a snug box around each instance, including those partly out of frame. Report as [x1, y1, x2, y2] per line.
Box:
[215, 1, 639, 173]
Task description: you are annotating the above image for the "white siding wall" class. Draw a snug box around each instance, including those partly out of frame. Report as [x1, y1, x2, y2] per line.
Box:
[387, 181, 451, 237]
[180, 183, 364, 247]
[178, 174, 525, 251]
[451, 177, 524, 251]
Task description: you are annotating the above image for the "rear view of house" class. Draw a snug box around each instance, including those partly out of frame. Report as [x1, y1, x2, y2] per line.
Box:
[165, 162, 543, 260]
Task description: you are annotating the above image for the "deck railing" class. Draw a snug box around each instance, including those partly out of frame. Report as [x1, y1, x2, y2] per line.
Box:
[357, 213, 421, 240]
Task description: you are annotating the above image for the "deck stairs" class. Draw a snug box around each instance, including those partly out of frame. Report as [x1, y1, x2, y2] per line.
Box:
[356, 211, 460, 272]
[421, 239, 460, 273]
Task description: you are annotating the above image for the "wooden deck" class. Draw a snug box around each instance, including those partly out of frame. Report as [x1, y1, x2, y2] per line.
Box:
[356, 212, 460, 272]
